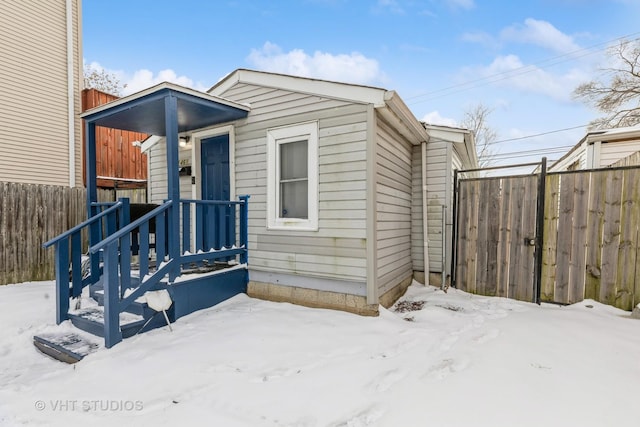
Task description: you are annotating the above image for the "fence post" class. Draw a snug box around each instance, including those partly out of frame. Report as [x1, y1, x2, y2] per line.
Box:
[450, 169, 459, 288]
[239, 195, 250, 265]
[534, 157, 547, 304]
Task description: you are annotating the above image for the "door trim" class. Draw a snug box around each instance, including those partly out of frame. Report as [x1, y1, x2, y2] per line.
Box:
[191, 125, 236, 201]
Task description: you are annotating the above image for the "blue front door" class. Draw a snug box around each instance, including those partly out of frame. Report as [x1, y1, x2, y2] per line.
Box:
[201, 135, 233, 250]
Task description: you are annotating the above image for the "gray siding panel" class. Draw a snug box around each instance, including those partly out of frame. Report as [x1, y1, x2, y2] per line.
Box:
[222, 85, 370, 285]
[375, 117, 413, 295]
[412, 140, 450, 274]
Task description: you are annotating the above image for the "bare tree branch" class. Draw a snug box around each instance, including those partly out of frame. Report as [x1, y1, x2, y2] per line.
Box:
[573, 39, 640, 129]
[461, 103, 498, 168]
[83, 63, 125, 96]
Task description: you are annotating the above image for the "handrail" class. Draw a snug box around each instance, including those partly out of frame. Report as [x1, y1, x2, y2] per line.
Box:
[42, 201, 123, 248]
[89, 201, 172, 254]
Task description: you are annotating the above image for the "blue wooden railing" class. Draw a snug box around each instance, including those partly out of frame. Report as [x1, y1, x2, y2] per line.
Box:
[88, 195, 249, 348]
[44, 195, 249, 348]
[42, 198, 130, 324]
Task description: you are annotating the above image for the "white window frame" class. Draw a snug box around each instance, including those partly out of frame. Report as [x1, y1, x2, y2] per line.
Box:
[267, 121, 319, 231]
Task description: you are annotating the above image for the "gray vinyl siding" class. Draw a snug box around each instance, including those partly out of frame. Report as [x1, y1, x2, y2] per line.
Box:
[0, 0, 83, 186]
[411, 140, 449, 273]
[219, 83, 370, 284]
[375, 117, 413, 295]
[147, 141, 193, 203]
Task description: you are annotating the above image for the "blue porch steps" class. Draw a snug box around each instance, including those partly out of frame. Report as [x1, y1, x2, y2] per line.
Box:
[34, 264, 248, 363]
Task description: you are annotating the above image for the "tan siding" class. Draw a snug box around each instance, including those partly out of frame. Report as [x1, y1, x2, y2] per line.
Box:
[375, 117, 413, 294]
[0, 0, 82, 186]
[219, 85, 370, 284]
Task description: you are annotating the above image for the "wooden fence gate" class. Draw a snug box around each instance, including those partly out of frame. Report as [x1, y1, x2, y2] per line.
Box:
[453, 162, 640, 311]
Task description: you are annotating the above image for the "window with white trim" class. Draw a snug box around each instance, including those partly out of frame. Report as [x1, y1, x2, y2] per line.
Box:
[267, 122, 318, 230]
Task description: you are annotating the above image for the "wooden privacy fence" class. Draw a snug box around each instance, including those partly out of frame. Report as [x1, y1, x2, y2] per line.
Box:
[0, 182, 115, 286]
[453, 163, 640, 311]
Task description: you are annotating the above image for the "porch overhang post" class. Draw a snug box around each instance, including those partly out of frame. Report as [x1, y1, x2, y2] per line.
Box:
[85, 120, 100, 283]
[165, 94, 181, 281]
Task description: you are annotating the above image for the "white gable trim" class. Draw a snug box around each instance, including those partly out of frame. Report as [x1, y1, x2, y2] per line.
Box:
[210, 69, 388, 107]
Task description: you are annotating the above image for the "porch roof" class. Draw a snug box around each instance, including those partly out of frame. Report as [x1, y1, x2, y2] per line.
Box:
[80, 82, 250, 135]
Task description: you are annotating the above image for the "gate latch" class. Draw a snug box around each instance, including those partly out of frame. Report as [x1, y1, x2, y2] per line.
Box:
[525, 237, 536, 246]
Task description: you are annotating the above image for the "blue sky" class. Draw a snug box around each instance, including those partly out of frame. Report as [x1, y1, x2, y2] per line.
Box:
[83, 0, 640, 166]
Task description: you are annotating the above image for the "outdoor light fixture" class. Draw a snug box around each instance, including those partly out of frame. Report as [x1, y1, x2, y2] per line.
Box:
[179, 135, 191, 147]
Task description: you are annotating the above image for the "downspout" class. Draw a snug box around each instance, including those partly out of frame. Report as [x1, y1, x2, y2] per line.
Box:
[66, 0, 75, 187]
[421, 140, 430, 287]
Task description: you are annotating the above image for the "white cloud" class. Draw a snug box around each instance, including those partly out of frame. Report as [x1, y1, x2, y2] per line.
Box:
[422, 111, 458, 127]
[462, 19, 581, 55]
[246, 42, 385, 85]
[376, 0, 405, 14]
[460, 31, 499, 49]
[500, 18, 580, 54]
[83, 60, 207, 96]
[465, 54, 590, 102]
[123, 69, 208, 95]
[446, 0, 475, 10]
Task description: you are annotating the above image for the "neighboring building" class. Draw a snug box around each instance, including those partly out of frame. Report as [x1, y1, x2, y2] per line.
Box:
[82, 88, 148, 190]
[0, 0, 83, 187]
[141, 69, 477, 314]
[549, 125, 640, 172]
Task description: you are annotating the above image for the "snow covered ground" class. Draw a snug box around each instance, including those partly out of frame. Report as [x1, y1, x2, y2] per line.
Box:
[1, 280, 638, 427]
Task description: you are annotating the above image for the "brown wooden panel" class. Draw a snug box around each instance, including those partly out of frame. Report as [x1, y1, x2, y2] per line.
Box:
[585, 171, 606, 300]
[616, 168, 639, 310]
[497, 177, 512, 297]
[600, 169, 623, 306]
[518, 175, 538, 302]
[541, 174, 559, 301]
[485, 178, 501, 295]
[466, 180, 480, 294]
[82, 88, 148, 187]
[569, 172, 588, 303]
[507, 177, 525, 299]
[455, 180, 469, 291]
[475, 179, 490, 295]
[555, 173, 575, 303]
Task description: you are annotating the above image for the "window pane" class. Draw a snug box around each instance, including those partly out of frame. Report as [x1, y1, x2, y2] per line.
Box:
[280, 181, 308, 219]
[280, 140, 308, 180]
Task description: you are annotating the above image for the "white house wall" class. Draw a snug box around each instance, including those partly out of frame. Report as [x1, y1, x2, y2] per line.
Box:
[219, 83, 370, 288]
[599, 140, 640, 167]
[375, 116, 413, 295]
[549, 142, 587, 171]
